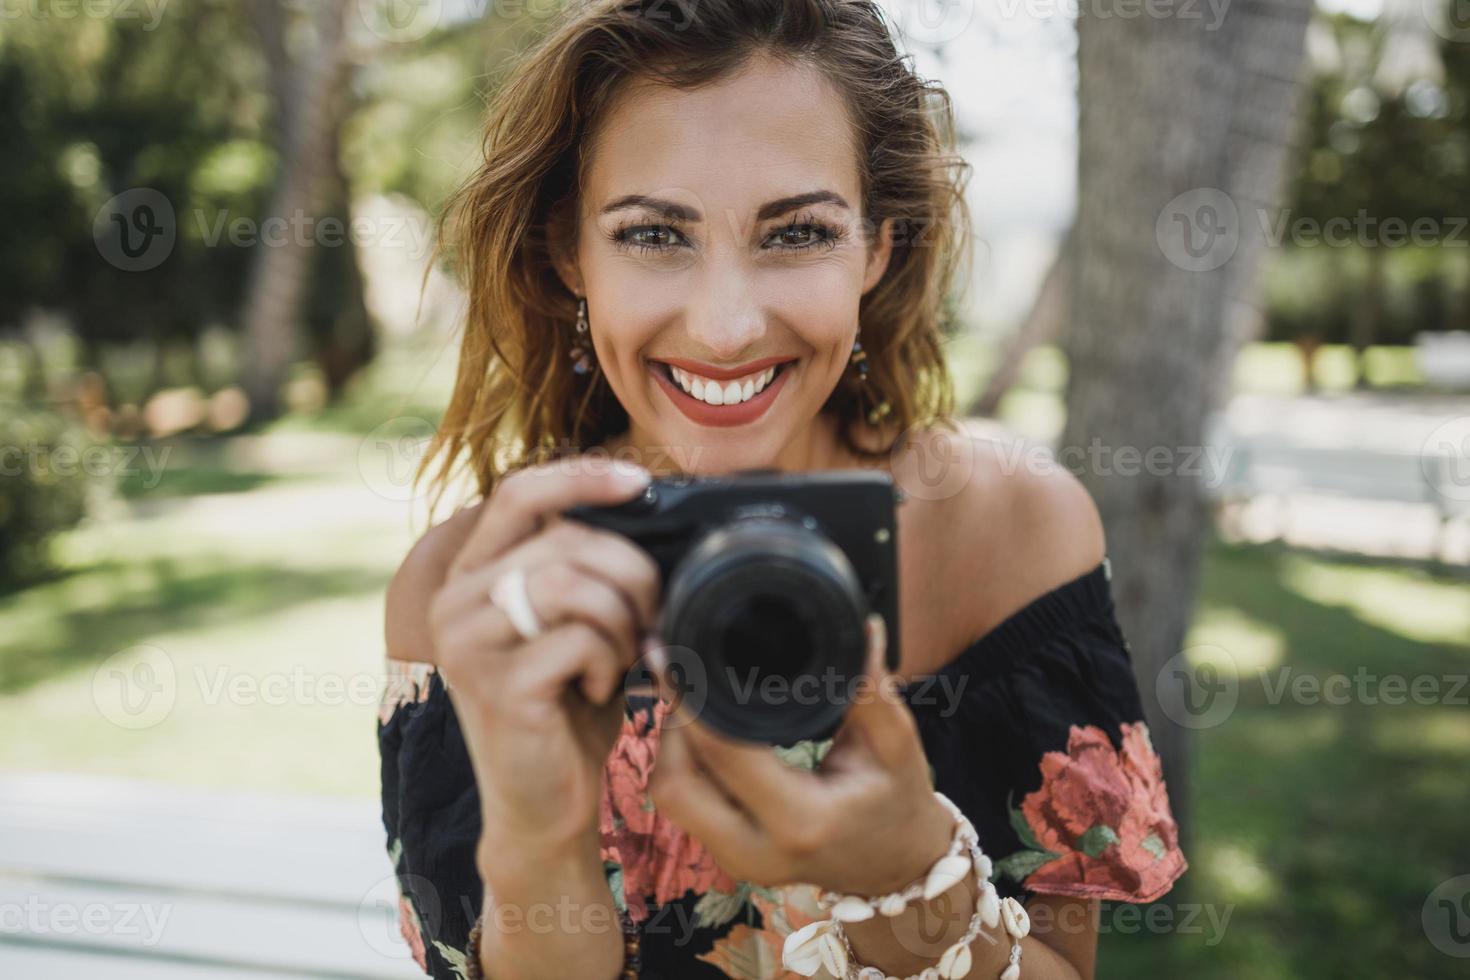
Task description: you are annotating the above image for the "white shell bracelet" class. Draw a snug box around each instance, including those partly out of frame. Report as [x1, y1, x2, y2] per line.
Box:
[814, 792, 981, 922]
[781, 791, 1030, 980]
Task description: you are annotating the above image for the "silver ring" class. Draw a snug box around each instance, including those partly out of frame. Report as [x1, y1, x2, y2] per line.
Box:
[489, 566, 544, 640]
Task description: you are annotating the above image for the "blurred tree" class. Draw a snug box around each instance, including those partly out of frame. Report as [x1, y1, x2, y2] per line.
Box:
[0, 0, 383, 418]
[1262, 6, 1469, 387]
[0, 2, 266, 376]
[1062, 0, 1313, 841]
[968, 227, 1072, 417]
[238, 0, 353, 418]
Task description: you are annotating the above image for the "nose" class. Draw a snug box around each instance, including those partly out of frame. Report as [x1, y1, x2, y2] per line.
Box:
[683, 258, 766, 362]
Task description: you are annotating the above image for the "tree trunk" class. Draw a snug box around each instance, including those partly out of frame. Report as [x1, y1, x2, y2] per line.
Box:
[238, 0, 352, 421]
[969, 226, 1074, 418]
[309, 120, 377, 397]
[1063, 0, 1312, 847]
[1348, 246, 1385, 388]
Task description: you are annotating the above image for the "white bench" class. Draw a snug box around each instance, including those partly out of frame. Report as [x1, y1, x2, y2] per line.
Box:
[0, 772, 422, 979]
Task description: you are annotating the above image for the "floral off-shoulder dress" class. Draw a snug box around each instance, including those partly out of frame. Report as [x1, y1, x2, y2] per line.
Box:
[377, 558, 1188, 979]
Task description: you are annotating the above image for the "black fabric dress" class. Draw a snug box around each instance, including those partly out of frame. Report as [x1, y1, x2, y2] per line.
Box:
[377, 558, 1187, 979]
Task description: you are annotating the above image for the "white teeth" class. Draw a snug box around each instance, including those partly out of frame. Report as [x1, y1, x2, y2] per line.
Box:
[667, 363, 784, 406]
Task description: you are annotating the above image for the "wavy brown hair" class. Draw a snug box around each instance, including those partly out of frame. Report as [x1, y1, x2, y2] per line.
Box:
[418, 0, 973, 509]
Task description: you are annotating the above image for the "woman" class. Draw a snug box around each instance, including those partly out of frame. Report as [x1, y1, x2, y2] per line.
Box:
[378, 2, 1187, 978]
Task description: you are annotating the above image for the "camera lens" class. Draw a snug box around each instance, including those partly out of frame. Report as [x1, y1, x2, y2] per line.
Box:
[660, 517, 869, 745]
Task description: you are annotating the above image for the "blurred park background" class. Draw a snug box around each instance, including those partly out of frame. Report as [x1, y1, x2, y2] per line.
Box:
[2, 0, 1470, 977]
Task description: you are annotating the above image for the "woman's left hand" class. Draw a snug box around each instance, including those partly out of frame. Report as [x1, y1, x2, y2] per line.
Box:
[647, 614, 956, 897]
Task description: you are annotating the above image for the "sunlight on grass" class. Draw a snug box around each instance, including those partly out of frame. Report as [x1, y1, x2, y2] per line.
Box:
[1203, 842, 1278, 904]
[1279, 556, 1470, 649]
[1185, 606, 1287, 674]
[1, 590, 391, 797]
[1371, 712, 1470, 756]
[0, 455, 421, 796]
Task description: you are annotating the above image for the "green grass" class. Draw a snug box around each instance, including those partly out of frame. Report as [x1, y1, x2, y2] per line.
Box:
[1098, 542, 1470, 979]
[0, 441, 423, 797]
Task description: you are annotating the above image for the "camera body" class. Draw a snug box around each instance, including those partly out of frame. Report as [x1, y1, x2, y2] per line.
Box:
[564, 468, 901, 745]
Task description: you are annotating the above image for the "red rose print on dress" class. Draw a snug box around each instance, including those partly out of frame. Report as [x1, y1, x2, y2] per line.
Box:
[994, 722, 1187, 902]
[599, 698, 739, 923]
[398, 894, 428, 973]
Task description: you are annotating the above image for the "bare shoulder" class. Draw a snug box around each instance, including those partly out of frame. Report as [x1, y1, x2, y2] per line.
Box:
[384, 499, 487, 664]
[893, 423, 1105, 663]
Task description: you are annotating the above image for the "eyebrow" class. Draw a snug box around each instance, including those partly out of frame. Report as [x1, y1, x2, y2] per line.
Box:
[598, 190, 850, 222]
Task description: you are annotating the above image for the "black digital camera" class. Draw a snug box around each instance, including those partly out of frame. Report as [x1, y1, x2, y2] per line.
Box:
[564, 468, 901, 746]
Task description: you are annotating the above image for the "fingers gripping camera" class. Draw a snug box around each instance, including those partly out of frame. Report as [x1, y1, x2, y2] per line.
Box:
[564, 469, 901, 745]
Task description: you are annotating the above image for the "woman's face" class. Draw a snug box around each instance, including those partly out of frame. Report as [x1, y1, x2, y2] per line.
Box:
[557, 54, 893, 474]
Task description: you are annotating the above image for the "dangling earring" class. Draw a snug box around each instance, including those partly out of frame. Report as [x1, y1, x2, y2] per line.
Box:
[850, 335, 892, 425]
[569, 296, 593, 375]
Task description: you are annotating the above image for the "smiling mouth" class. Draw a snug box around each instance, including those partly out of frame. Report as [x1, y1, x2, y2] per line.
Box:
[653, 360, 794, 406]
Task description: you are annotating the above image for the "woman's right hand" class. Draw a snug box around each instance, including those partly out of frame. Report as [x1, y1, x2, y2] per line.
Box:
[428, 457, 662, 860]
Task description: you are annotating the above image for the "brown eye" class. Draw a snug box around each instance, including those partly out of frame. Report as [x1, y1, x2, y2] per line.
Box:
[778, 225, 816, 247]
[631, 226, 674, 247]
[766, 218, 840, 252]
